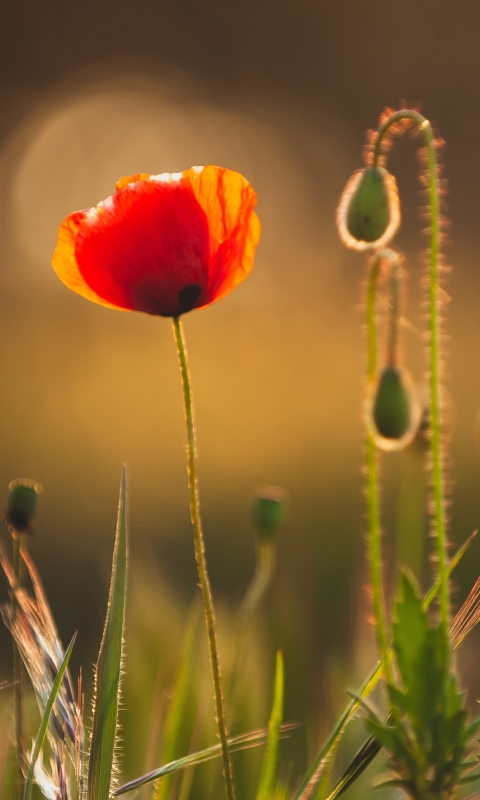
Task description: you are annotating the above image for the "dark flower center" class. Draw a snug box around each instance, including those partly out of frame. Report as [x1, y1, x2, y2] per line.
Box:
[178, 283, 202, 313]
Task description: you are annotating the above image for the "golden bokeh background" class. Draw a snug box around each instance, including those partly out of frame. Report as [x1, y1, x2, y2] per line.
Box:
[2, 1, 480, 790]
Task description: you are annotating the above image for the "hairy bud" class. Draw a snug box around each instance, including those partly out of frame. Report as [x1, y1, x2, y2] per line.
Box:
[337, 166, 400, 251]
[368, 367, 420, 452]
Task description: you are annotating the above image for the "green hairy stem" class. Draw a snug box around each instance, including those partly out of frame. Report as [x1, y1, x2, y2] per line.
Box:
[372, 110, 449, 637]
[172, 316, 236, 800]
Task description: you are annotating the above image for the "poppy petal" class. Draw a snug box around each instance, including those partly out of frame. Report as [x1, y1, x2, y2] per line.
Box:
[180, 166, 261, 303]
[115, 174, 151, 192]
[74, 179, 211, 316]
[52, 210, 125, 310]
[52, 166, 261, 316]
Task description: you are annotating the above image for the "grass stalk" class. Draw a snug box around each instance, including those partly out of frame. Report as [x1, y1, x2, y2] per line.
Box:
[11, 530, 25, 800]
[172, 315, 236, 800]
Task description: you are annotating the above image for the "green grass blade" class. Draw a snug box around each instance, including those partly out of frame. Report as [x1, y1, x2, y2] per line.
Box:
[256, 651, 284, 800]
[325, 733, 381, 800]
[153, 603, 200, 800]
[88, 466, 128, 800]
[292, 530, 475, 800]
[24, 633, 77, 800]
[115, 725, 298, 796]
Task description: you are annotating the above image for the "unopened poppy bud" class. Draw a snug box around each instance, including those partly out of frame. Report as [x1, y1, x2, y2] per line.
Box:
[6, 479, 42, 533]
[251, 486, 286, 537]
[337, 166, 400, 251]
[374, 366, 410, 438]
[368, 367, 421, 452]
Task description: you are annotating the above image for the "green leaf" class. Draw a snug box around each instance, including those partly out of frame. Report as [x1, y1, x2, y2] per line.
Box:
[256, 651, 284, 800]
[24, 633, 77, 800]
[324, 733, 381, 800]
[291, 534, 475, 800]
[88, 466, 128, 800]
[373, 778, 412, 791]
[114, 726, 297, 796]
[392, 573, 447, 746]
[422, 530, 477, 612]
[465, 718, 480, 740]
[393, 573, 429, 691]
[153, 603, 200, 800]
[458, 772, 480, 784]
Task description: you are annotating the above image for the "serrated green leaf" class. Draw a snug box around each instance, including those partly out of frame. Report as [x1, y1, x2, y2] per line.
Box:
[393, 573, 429, 690]
[387, 685, 408, 717]
[364, 719, 399, 755]
[153, 603, 200, 800]
[392, 573, 448, 746]
[256, 651, 284, 800]
[24, 633, 77, 800]
[114, 726, 297, 796]
[292, 535, 475, 800]
[88, 466, 128, 800]
[465, 718, 480, 740]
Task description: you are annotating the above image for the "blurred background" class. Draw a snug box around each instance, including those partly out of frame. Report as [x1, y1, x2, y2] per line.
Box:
[1, 0, 480, 796]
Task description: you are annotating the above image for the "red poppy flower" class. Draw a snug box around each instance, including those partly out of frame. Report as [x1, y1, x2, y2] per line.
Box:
[52, 165, 261, 316]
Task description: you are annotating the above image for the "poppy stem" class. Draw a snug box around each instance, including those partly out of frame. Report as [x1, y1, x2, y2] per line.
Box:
[229, 537, 276, 727]
[172, 315, 236, 800]
[373, 110, 450, 642]
[365, 252, 394, 683]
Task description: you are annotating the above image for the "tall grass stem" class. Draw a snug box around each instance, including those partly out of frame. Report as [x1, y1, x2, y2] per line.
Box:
[11, 531, 25, 800]
[172, 316, 236, 800]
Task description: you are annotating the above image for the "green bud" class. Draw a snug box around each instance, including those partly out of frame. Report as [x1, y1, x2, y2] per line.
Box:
[251, 486, 286, 537]
[337, 166, 400, 251]
[6, 479, 42, 533]
[373, 366, 411, 440]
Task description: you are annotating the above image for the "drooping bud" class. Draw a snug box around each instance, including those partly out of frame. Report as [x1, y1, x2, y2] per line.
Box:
[368, 367, 420, 452]
[251, 486, 286, 537]
[6, 479, 42, 533]
[337, 166, 400, 251]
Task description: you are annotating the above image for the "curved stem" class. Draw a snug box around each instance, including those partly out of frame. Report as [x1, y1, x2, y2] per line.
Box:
[172, 316, 236, 800]
[373, 110, 449, 636]
[229, 539, 276, 725]
[239, 540, 275, 631]
[366, 253, 393, 680]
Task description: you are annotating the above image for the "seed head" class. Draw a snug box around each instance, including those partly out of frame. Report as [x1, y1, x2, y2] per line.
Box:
[251, 486, 286, 537]
[6, 479, 42, 533]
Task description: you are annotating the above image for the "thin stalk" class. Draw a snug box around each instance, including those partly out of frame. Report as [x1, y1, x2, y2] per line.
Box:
[172, 315, 236, 800]
[365, 253, 393, 681]
[238, 539, 275, 647]
[11, 530, 25, 800]
[230, 538, 276, 725]
[385, 261, 401, 368]
[372, 110, 449, 637]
